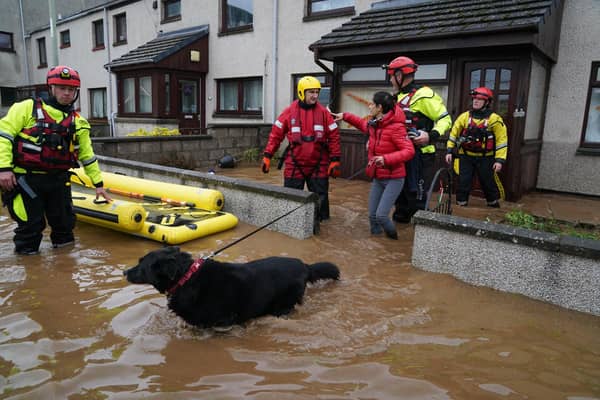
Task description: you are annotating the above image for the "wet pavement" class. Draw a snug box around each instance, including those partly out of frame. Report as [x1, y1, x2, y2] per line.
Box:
[0, 165, 599, 399]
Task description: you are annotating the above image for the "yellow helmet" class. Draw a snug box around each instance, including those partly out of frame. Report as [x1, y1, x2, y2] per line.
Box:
[297, 76, 321, 101]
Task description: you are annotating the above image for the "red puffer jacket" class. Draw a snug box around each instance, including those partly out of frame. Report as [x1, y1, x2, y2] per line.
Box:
[343, 107, 415, 179]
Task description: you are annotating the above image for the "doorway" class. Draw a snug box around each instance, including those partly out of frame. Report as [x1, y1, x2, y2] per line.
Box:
[177, 77, 202, 135]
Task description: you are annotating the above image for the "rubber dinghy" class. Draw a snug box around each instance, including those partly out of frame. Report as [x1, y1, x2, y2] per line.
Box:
[70, 172, 238, 244]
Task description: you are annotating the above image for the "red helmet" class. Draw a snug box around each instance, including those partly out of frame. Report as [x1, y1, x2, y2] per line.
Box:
[384, 56, 418, 76]
[47, 65, 81, 87]
[470, 87, 493, 101]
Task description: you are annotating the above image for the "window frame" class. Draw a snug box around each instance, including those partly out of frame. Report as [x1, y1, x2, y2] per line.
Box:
[579, 61, 600, 151]
[92, 19, 105, 50]
[59, 29, 70, 48]
[37, 37, 47, 68]
[161, 0, 181, 24]
[118, 75, 154, 116]
[219, 0, 253, 36]
[215, 76, 263, 118]
[304, 0, 355, 22]
[0, 31, 15, 52]
[89, 87, 107, 120]
[292, 73, 333, 105]
[1, 87, 17, 107]
[113, 13, 127, 46]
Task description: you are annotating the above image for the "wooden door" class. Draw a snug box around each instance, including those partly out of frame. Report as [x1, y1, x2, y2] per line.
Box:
[177, 78, 201, 135]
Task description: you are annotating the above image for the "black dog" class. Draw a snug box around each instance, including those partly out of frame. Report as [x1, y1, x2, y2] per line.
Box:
[123, 246, 340, 328]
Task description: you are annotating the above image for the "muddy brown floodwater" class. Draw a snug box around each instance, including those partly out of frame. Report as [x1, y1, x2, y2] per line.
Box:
[1, 165, 599, 399]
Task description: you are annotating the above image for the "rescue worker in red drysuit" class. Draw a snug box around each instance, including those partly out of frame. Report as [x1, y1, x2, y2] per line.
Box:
[0, 65, 111, 255]
[383, 56, 452, 223]
[261, 76, 341, 221]
[445, 87, 508, 207]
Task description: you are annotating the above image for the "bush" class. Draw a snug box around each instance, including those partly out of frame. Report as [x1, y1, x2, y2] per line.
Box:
[504, 209, 600, 240]
[126, 127, 180, 137]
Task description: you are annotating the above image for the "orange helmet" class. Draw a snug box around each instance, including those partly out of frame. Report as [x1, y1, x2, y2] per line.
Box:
[47, 65, 81, 87]
[470, 87, 493, 101]
[384, 56, 418, 76]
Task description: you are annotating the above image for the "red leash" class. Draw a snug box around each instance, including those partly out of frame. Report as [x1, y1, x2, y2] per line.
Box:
[167, 258, 205, 295]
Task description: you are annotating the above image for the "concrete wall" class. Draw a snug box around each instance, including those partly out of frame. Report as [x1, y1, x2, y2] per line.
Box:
[411, 211, 600, 316]
[95, 155, 318, 240]
[537, 0, 600, 196]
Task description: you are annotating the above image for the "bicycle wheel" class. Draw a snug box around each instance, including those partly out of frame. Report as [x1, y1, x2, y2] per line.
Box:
[424, 168, 453, 215]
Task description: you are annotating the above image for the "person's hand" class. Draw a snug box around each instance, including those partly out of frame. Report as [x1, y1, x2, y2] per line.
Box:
[261, 157, 271, 174]
[328, 161, 341, 178]
[331, 112, 343, 122]
[445, 154, 453, 165]
[95, 187, 112, 202]
[0, 171, 17, 192]
[493, 162, 503, 173]
[372, 156, 385, 167]
[412, 130, 430, 146]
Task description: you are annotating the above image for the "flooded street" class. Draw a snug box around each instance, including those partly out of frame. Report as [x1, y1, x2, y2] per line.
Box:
[1, 166, 599, 399]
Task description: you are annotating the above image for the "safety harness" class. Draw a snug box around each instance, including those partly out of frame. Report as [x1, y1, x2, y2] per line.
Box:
[459, 113, 495, 154]
[14, 98, 79, 171]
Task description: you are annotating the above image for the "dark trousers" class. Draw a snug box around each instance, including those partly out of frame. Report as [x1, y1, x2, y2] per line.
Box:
[3, 172, 75, 252]
[284, 177, 330, 221]
[394, 152, 435, 222]
[456, 155, 499, 203]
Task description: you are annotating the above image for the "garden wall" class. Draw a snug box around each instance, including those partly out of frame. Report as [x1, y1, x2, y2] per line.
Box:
[411, 211, 600, 316]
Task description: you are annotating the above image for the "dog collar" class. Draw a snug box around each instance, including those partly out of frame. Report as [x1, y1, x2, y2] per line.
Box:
[167, 258, 205, 295]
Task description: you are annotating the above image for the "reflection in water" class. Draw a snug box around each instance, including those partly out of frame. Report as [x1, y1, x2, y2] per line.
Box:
[0, 166, 599, 399]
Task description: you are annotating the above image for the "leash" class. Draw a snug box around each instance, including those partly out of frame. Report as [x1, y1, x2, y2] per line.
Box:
[203, 202, 306, 260]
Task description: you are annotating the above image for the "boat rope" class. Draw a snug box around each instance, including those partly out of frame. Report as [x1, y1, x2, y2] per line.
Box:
[204, 203, 306, 260]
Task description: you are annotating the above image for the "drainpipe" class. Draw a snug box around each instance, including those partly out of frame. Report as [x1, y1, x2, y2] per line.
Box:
[18, 0, 30, 85]
[270, 0, 278, 123]
[104, 7, 115, 137]
[48, 0, 59, 66]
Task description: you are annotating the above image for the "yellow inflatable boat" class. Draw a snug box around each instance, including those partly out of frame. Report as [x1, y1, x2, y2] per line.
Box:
[71, 168, 224, 210]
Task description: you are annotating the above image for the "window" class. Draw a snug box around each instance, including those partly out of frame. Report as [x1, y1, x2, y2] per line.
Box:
[306, 0, 354, 20]
[216, 77, 262, 116]
[293, 73, 332, 106]
[581, 62, 600, 148]
[1, 87, 17, 107]
[0, 31, 14, 51]
[92, 19, 104, 50]
[37, 37, 47, 68]
[162, 0, 181, 23]
[220, 0, 253, 34]
[114, 13, 127, 45]
[89, 88, 107, 119]
[60, 30, 70, 48]
[120, 76, 152, 114]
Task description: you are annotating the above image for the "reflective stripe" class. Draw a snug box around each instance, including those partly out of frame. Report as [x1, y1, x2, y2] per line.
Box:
[437, 111, 449, 120]
[496, 143, 508, 151]
[22, 142, 42, 152]
[448, 137, 457, 144]
[328, 122, 338, 130]
[81, 155, 97, 166]
[420, 144, 436, 154]
[36, 106, 44, 120]
[291, 127, 301, 133]
[0, 131, 14, 142]
[275, 120, 283, 129]
[314, 124, 324, 131]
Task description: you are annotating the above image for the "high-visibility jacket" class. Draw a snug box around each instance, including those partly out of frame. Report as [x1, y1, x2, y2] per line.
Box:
[446, 109, 508, 162]
[0, 98, 103, 186]
[397, 84, 452, 154]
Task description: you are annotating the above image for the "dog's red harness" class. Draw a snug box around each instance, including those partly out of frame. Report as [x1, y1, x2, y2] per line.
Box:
[167, 258, 205, 295]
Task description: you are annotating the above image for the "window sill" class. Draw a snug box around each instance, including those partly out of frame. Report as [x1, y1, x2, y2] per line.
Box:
[160, 15, 181, 25]
[576, 147, 600, 155]
[92, 45, 105, 52]
[213, 111, 262, 119]
[37, 63, 47, 69]
[60, 44, 71, 49]
[303, 7, 355, 22]
[218, 25, 253, 37]
[113, 40, 127, 47]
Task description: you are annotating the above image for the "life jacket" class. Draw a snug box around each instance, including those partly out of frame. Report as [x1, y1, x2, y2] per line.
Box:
[459, 113, 495, 153]
[398, 87, 434, 133]
[13, 98, 79, 171]
[289, 100, 327, 145]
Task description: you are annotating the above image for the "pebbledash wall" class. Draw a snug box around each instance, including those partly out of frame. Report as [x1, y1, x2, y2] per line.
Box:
[411, 211, 600, 317]
[91, 125, 271, 170]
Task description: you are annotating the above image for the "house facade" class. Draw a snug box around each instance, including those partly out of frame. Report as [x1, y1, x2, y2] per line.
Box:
[0, 0, 598, 200]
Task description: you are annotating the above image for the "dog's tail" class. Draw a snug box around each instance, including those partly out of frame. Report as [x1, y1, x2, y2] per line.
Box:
[307, 262, 340, 283]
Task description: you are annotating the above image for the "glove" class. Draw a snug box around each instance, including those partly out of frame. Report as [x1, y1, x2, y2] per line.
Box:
[261, 157, 271, 174]
[328, 161, 341, 178]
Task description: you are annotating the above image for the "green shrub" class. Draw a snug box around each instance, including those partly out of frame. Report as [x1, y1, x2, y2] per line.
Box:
[503, 209, 600, 240]
[126, 127, 180, 137]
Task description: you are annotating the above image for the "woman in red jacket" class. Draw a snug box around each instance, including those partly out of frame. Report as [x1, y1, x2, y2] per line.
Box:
[332, 91, 415, 239]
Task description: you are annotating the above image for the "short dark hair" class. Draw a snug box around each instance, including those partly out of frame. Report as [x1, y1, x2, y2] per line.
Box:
[372, 91, 396, 114]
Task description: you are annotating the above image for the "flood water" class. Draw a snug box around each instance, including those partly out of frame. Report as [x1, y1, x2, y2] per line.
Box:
[1, 166, 599, 399]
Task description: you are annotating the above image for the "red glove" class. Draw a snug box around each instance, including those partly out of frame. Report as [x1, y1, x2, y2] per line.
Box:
[261, 157, 271, 173]
[328, 161, 341, 178]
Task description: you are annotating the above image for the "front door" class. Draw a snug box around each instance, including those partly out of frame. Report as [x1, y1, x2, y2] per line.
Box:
[177, 78, 201, 135]
[462, 61, 521, 200]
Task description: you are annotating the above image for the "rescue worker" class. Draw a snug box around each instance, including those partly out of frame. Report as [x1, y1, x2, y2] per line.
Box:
[261, 76, 341, 221]
[445, 87, 508, 207]
[0, 65, 111, 255]
[383, 56, 452, 223]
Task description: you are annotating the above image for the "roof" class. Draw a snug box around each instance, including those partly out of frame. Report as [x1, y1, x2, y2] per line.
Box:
[105, 25, 209, 69]
[310, 0, 559, 57]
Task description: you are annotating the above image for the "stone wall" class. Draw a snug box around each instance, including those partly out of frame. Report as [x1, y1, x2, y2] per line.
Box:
[411, 211, 600, 316]
[91, 124, 271, 170]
